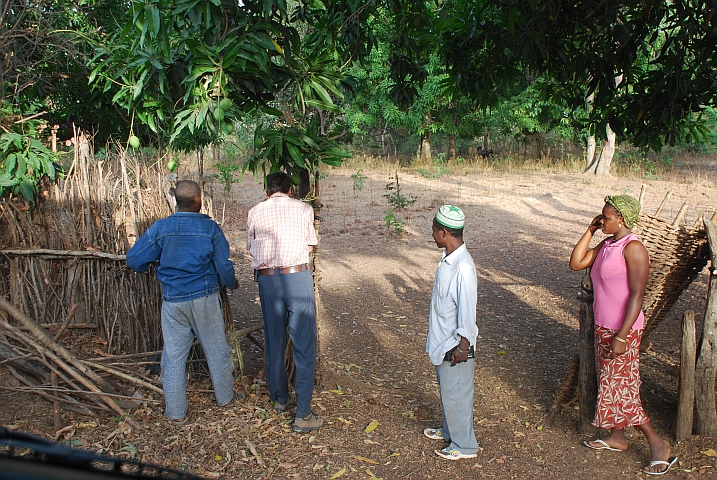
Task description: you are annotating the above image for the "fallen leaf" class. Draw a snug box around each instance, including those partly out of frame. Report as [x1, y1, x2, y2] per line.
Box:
[244, 438, 263, 466]
[337, 417, 352, 426]
[701, 449, 717, 457]
[365, 468, 383, 479]
[329, 389, 344, 395]
[363, 439, 380, 445]
[77, 422, 98, 429]
[330, 467, 347, 479]
[352, 455, 379, 464]
[364, 420, 379, 433]
[387, 452, 400, 458]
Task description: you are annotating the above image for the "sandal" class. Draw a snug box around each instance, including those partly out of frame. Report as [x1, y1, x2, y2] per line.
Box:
[642, 457, 677, 476]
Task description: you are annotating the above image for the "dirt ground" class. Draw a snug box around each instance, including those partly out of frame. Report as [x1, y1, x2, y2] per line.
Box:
[3, 161, 717, 479]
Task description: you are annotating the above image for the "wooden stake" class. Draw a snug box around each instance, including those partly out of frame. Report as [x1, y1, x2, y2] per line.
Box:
[638, 184, 646, 206]
[654, 191, 673, 218]
[676, 310, 696, 441]
[578, 269, 598, 435]
[671, 203, 689, 228]
[695, 221, 717, 436]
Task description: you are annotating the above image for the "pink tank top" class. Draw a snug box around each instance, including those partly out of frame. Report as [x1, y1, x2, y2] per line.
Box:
[590, 233, 646, 331]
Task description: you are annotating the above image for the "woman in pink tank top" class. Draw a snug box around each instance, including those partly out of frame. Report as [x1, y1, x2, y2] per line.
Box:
[570, 195, 676, 475]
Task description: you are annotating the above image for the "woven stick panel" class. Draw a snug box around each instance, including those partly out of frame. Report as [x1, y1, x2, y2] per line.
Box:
[634, 213, 709, 336]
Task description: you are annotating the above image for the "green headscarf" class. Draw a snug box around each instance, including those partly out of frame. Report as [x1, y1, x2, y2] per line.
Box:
[604, 195, 641, 229]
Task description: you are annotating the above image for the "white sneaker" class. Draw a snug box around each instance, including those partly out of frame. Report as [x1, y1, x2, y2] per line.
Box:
[435, 446, 477, 460]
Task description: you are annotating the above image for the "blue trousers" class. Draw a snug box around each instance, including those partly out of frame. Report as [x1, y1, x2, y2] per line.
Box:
[436, 358, 479, 454]
[161, 293, 235, 420]
[258, 269, 317, 418]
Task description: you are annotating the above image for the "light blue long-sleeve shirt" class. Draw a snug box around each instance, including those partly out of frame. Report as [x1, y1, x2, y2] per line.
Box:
[426, 243, 478, 366]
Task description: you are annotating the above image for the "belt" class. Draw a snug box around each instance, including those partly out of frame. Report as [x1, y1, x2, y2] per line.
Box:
[257, 264, 309, 276]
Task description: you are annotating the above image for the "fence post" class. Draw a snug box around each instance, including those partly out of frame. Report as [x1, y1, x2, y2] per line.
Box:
[578, 269, 598, 435]
[675, 310, 696, 441]
[695, 221, 717, 436]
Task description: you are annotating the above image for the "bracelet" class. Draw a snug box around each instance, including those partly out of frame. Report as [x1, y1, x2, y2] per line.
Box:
[614, 336, 627, 344]
[456, 347, 469, 354]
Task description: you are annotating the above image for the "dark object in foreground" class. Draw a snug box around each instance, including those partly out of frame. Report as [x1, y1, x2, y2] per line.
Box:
[0, 426, 204, 479]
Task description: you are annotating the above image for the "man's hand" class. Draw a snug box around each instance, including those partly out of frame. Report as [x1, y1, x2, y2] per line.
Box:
[450, 337, 471, 366]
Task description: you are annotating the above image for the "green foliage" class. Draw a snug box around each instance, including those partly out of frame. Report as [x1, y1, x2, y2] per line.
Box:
[244, 122, 351, 179]
[384, 210, 406, 235]
[90, 0, 368, 176]
[423, 0, 717, 150]
[384, 171, 416, 209]
[415, 165, 451, 178]
[0, 108, 60, 202]
[213, 160, 240, 195]
[351, 169, 367, 194]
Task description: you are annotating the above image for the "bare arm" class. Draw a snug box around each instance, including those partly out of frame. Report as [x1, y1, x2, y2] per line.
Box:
[569, 216, 604, 270]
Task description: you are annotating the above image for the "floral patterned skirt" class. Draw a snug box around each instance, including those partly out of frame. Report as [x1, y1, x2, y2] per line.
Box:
[593, 325, 649, 429]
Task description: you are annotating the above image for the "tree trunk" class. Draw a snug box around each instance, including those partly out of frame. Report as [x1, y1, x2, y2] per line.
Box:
[420, 131, 432, 163]
[198, 148, 205, 192]
[676, 310, 696, 441]
[595, 127, 615, 176]
[695, 221, 717, 436]
[583, 125, 615, 177]
[578, 269, 598, 435]
[298, 168, 311, 199]
[586, 136, 596, 169]
[448, 134, 457, 160]
[584, 78, 619, 177]
[585, 92, 596, 170]
[381, 123, 389, 156]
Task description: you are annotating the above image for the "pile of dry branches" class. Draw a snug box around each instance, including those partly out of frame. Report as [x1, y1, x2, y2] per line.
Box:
[0, 296, 162, 429]
[0, 134, 177, 422]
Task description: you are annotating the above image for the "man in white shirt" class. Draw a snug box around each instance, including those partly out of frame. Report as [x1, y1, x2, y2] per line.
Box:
[423, 205, 480, 460]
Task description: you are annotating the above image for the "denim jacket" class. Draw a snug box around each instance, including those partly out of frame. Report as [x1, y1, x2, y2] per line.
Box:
[126, 212, 236, 302]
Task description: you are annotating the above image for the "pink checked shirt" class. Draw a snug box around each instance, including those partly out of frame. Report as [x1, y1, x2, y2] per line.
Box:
[246, 193, 317, 269]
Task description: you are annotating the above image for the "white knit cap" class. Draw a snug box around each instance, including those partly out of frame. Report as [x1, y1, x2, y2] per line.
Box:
[435, 205, 465, 229]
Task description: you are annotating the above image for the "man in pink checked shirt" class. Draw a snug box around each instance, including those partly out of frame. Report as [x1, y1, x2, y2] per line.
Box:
[246, 171, 323, 433]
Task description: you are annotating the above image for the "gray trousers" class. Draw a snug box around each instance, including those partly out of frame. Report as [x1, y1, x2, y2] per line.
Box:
[258, 269, 317, 418]
[161, 293, 234, 420]
[436, 358, 479, 454]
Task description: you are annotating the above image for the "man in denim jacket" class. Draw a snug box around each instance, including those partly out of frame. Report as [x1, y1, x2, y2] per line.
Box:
[126, 180, 237, 424]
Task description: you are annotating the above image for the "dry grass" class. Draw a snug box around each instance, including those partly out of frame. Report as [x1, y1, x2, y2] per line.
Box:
[338, 149, 717, 185]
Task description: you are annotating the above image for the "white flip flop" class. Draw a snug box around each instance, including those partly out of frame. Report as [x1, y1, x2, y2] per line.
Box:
[642, 457, 678, 476]
[583, 439, 624, 452]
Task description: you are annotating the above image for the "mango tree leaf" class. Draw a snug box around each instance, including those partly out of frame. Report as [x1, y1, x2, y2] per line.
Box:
[329, 467, 346, 479]
[364, 420, 379, 433]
